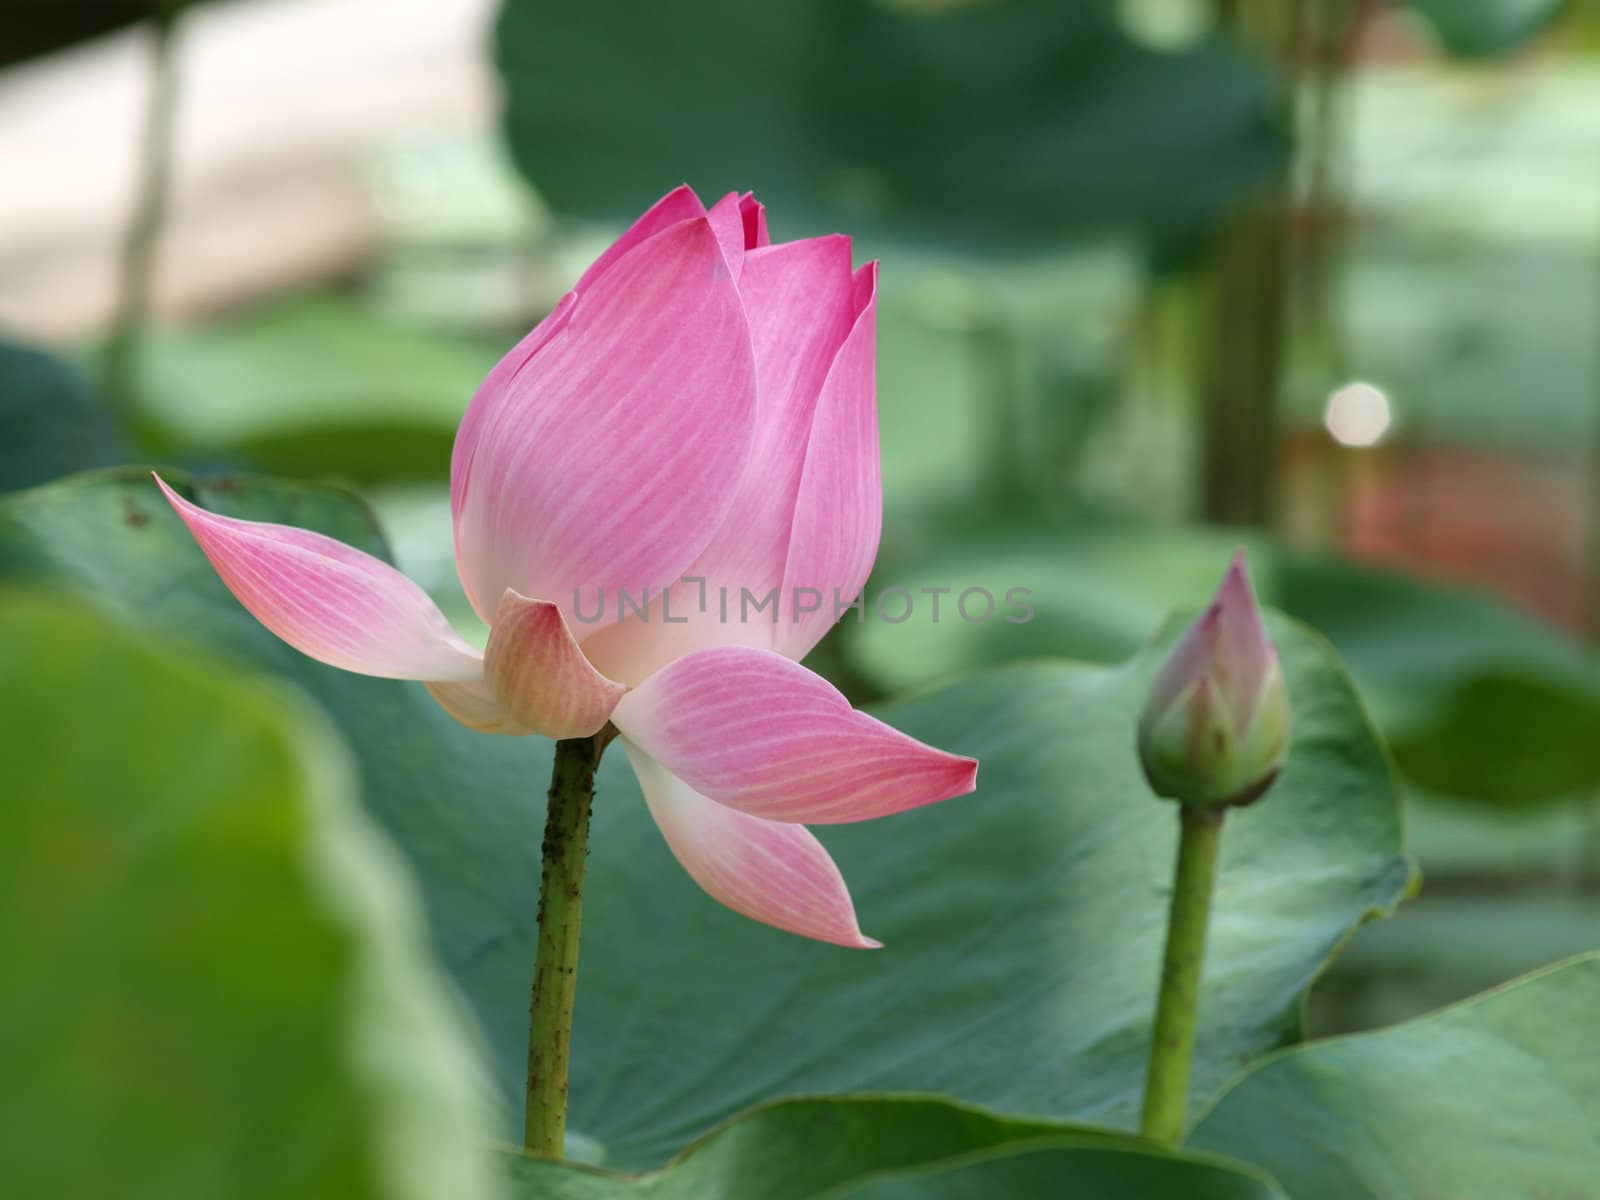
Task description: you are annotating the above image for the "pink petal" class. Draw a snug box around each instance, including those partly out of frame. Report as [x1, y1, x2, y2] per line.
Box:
[572, 184, 708, 294]
[624, 742, 879, 948]
[1212, 550, 1276, 719]
[425, 678, 519, 734]
[154, 474, 483, 682]
[611, 645, 977, 824]
[775, 262, 882, 661]
[735, 236, 858, 581]
[480, 590, 625, 738]
[580, 235, 857, 684]
[1146, 550, 1276, 731]
[1145, 608, 1214, 721]
[451, 186, 712, 589]
[450, 217, 758, 631]
[739, 192, 770, 248]
[449, 292, 578, 619]
[706, 191, 751, 281]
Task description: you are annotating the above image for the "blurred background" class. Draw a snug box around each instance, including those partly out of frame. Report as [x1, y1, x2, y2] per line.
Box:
[3, 0, 1599, 1037]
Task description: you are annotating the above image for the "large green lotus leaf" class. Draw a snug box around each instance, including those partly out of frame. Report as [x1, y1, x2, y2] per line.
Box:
[0, 467, 559, 1135]
[1191, 953, 1600, 1199]
[494, 0, 1283, 254]
[0, 470, 1409, 1170]
[502, 1096, 1284, 1199]
[0, 338, 125, 492]
[565, 618, 1409, 1166]
[0, 591, 496, 1199]
[1313, 891, 1600, 1035]
[856, 511, 1600, 806]
[834, 1143, 1281, 1200]
[1402, 0, 1566, 58]
[1307, 791, 1600, 1035]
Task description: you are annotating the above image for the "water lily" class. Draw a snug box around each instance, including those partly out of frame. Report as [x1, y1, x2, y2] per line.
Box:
[156, 184, 977, 949]
[1137, 550, 1289, 810]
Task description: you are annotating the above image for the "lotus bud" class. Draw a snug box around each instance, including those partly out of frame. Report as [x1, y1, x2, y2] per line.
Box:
[1137, 551, 1289, 809]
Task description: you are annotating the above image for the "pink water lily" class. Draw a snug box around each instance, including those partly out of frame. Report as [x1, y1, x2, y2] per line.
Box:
[156, 184, 976, 948]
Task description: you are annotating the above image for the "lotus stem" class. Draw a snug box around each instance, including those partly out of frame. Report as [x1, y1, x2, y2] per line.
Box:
[1140, 804, 1225, 1145]
[524, 727, 612, 1157]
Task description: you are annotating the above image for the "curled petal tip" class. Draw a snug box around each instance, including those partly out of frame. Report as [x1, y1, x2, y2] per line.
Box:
[705, 193, 751, 280]
[951, 755, 980, 797]
[737, 192, 769, 248]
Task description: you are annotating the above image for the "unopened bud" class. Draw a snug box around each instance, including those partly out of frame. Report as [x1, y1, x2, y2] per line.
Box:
[1137, 551, 1289, 809]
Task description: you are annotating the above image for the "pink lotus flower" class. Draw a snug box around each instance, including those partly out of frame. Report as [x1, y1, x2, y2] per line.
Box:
[156, 185, 977, 948]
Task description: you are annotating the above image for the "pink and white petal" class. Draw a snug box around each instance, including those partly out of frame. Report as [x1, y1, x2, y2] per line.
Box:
[611, 645, 977, 824]
[425, 678, 519, 734]
[730, 235, 858, 583]
[576, 568, 774, 689]
[451, 185, 712, 593]
[706, 191, 751, 281]
[480, 591, 624, 738]
[449, 291, 578, 620]
[451, 217, 758, 629]
[155, 474, 483, 682]
[739, 192, 770, 248]
[624, 742, 878, 948]
[776, 261, 881, 661]
[578, 235, 856, 685]
[572, 184, 708, 294]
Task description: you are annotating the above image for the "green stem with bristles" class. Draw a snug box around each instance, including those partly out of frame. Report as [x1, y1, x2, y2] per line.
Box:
[524, 728, 612, 1157]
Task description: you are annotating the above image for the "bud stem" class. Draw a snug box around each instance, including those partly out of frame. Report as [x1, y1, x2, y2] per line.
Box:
[1140, 804, 1225, 1145]
[524, 727, 613, 1158]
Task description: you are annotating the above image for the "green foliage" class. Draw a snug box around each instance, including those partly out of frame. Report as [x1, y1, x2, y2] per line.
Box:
[128, 294, 502, 482]
[493, 0, 1284, 254]
[502, 1096, 1283, 1199]
[856, 510, 1600, 807]
[1404, 0, 1567, 58]
[565, 619, 1408, 1167]
[0, 469, 555, 1143]
[1319, 890, 1600, 1033]
[0, 338, 124, 492]
[0, 470, 1410, 1170]
[835, 1142, 1282, 1200]
[1191, 953, 1600, 1199]
[0, 591, 495, 1199]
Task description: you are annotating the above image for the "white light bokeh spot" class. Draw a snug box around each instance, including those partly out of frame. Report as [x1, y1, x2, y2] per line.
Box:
[1324, 382, 1392, 448]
